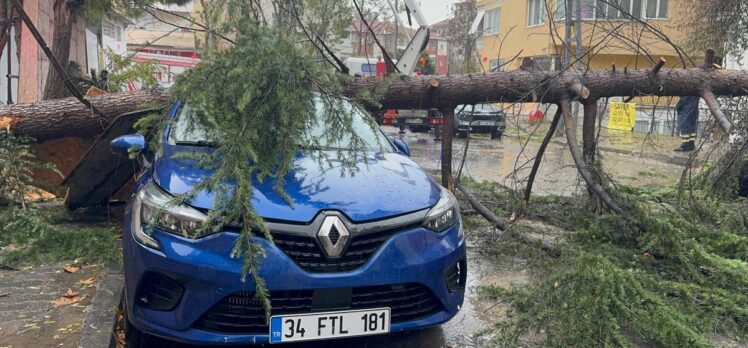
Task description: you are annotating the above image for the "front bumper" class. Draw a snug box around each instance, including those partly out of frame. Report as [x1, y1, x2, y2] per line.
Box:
[123, 207, 466, 345]
[455, 120, 506, 133]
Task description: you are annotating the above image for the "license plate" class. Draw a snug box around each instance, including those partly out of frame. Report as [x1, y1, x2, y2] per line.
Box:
[269, 308, 390, 343]
[405, 118, 423, 124]
[475, 121, 494, 126]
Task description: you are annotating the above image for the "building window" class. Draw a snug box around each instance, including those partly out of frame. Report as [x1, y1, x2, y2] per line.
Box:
[597, 0, 644, 19]
[644, 0, 668, 18]
[360, 64, 377, 73]
[597, 0, 620, 19]
[484, 8, 500, 35]
[489, 59, 505, 71]
[533, 56, 559, 71]
[580, 0, 597, 19]
[527, 0, 545, 26]
[102, 19, 116, 38]
[555, 0, 654, 20]
[555, 0, 597, 20]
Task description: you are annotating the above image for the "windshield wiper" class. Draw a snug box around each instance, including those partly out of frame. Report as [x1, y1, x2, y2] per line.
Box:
[174, 140, 218, 147]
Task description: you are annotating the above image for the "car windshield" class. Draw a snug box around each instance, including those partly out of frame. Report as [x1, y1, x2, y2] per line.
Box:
[170, 98, 393, 152]
[457, 103, 499, 113]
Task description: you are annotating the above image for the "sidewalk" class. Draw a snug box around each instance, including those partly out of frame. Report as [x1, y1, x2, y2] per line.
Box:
[0, 263, 103, 347]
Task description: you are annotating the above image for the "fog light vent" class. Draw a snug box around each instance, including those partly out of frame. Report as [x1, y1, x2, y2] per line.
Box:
[446, 259, 467, 293]
[135, 272, 184, 311]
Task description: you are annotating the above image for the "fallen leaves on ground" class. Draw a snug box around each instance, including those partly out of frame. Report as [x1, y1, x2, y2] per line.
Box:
[75, 277, 96, 289]
[56, 322, 81, 334]
[62, 265, 81, 273]
[62, 288, 79, 298]
[114, 311, 126, 348]
[52, 288, 85, 307]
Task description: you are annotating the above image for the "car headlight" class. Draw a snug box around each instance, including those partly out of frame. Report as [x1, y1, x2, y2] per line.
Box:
[132, 182, 207, 249]
[423, 186, 461, 235]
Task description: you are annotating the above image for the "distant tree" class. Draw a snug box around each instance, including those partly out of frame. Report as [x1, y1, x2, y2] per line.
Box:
[42, 0, 188, 100]
[351, 0, 389, 57]
[682, 0, 748, 61]
[447, 0, 479, 74]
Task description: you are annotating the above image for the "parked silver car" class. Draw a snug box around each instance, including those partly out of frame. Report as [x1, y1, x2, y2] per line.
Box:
[454, 104, 506, 140]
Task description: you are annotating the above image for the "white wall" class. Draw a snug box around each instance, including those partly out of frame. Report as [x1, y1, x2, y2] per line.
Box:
[725, 50, 748, 70]
[0, 27, 19, 104]
[86, 28, 99, 72]
[102, 15, 128, 56]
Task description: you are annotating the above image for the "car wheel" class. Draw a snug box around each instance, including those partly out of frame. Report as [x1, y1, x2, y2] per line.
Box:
[490, 129, 502, 140]
[124, 308, 148, 347]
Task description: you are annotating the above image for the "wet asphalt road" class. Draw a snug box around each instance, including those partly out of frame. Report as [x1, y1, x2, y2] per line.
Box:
[141, 127, 687, 347]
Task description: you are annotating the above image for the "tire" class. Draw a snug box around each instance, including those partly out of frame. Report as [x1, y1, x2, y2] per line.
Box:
[455, 131, 467, 139]
[490, 128, 502, 140]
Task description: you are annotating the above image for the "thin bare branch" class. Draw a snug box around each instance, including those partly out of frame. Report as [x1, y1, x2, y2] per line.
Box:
[560, 98, 625, 214]
[701, 89, 733, 133]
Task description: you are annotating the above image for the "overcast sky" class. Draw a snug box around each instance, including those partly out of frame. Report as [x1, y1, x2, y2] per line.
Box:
[390, 0, 461, 27]
[418, 0, 461, 23]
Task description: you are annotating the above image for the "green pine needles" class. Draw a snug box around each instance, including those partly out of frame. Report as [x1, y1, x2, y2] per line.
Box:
[478, 186, 748, 347]
[160, 22, 380, 320]
[0, 132, 59, 209]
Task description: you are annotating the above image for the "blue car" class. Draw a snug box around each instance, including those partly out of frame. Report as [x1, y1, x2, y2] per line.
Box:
[113, 99, 466, 346]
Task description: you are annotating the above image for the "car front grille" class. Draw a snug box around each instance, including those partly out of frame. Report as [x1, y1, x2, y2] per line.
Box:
[220, 219, 421, 274]
[272, 228, 404, 273]
[192, 283, 443, 335]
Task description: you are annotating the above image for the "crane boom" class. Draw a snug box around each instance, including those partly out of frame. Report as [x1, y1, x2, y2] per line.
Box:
[395, 0, 430, 76]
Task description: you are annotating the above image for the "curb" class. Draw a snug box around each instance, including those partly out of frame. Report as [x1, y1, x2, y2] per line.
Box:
[78, 266, 124, 348]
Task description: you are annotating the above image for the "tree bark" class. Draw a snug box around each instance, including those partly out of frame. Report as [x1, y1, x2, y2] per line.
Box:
[1, 89, 171, 141]
[523, 107, 562, 211]
[441, 107, 454, 190]
[561, 99, 625, 214]
[2, 67, 748, 141]
[42, 0, 78, 100]
[0, 0, 7, 33]
[582, 102, 597, 162]
[344, 68, 748, 109]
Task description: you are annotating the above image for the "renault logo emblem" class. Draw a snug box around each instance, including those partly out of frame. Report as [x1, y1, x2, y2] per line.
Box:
[317, 215, 350, 258]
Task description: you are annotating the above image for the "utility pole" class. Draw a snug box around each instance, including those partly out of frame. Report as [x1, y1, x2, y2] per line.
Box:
[557, 0, 574, 137]
[393, 0, 399, 58]
[572, 0, 583, 126]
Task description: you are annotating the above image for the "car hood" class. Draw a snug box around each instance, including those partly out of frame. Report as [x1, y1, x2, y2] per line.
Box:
[153, 145, 441, 223]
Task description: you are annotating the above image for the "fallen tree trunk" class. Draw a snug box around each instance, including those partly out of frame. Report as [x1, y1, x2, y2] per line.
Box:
[1, 68, 746, 140]
[1, 55, 745, 213]
[0, 89, 170, 141]
[344, 67, 748, 111]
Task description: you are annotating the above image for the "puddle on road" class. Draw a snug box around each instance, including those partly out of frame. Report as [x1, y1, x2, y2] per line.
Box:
[439, 241, 528, 347]
[388, 127, 687, 197]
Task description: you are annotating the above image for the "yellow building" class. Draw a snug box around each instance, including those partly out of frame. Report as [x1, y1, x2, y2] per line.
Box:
[474, 0, 689, 72]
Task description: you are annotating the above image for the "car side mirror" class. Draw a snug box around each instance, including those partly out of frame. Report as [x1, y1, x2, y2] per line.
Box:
[392, 138, 410, 157]
[111, 134, 146, 151]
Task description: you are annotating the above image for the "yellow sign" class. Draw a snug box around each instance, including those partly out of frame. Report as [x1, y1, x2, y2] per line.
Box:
[608, 102, 636, 131]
